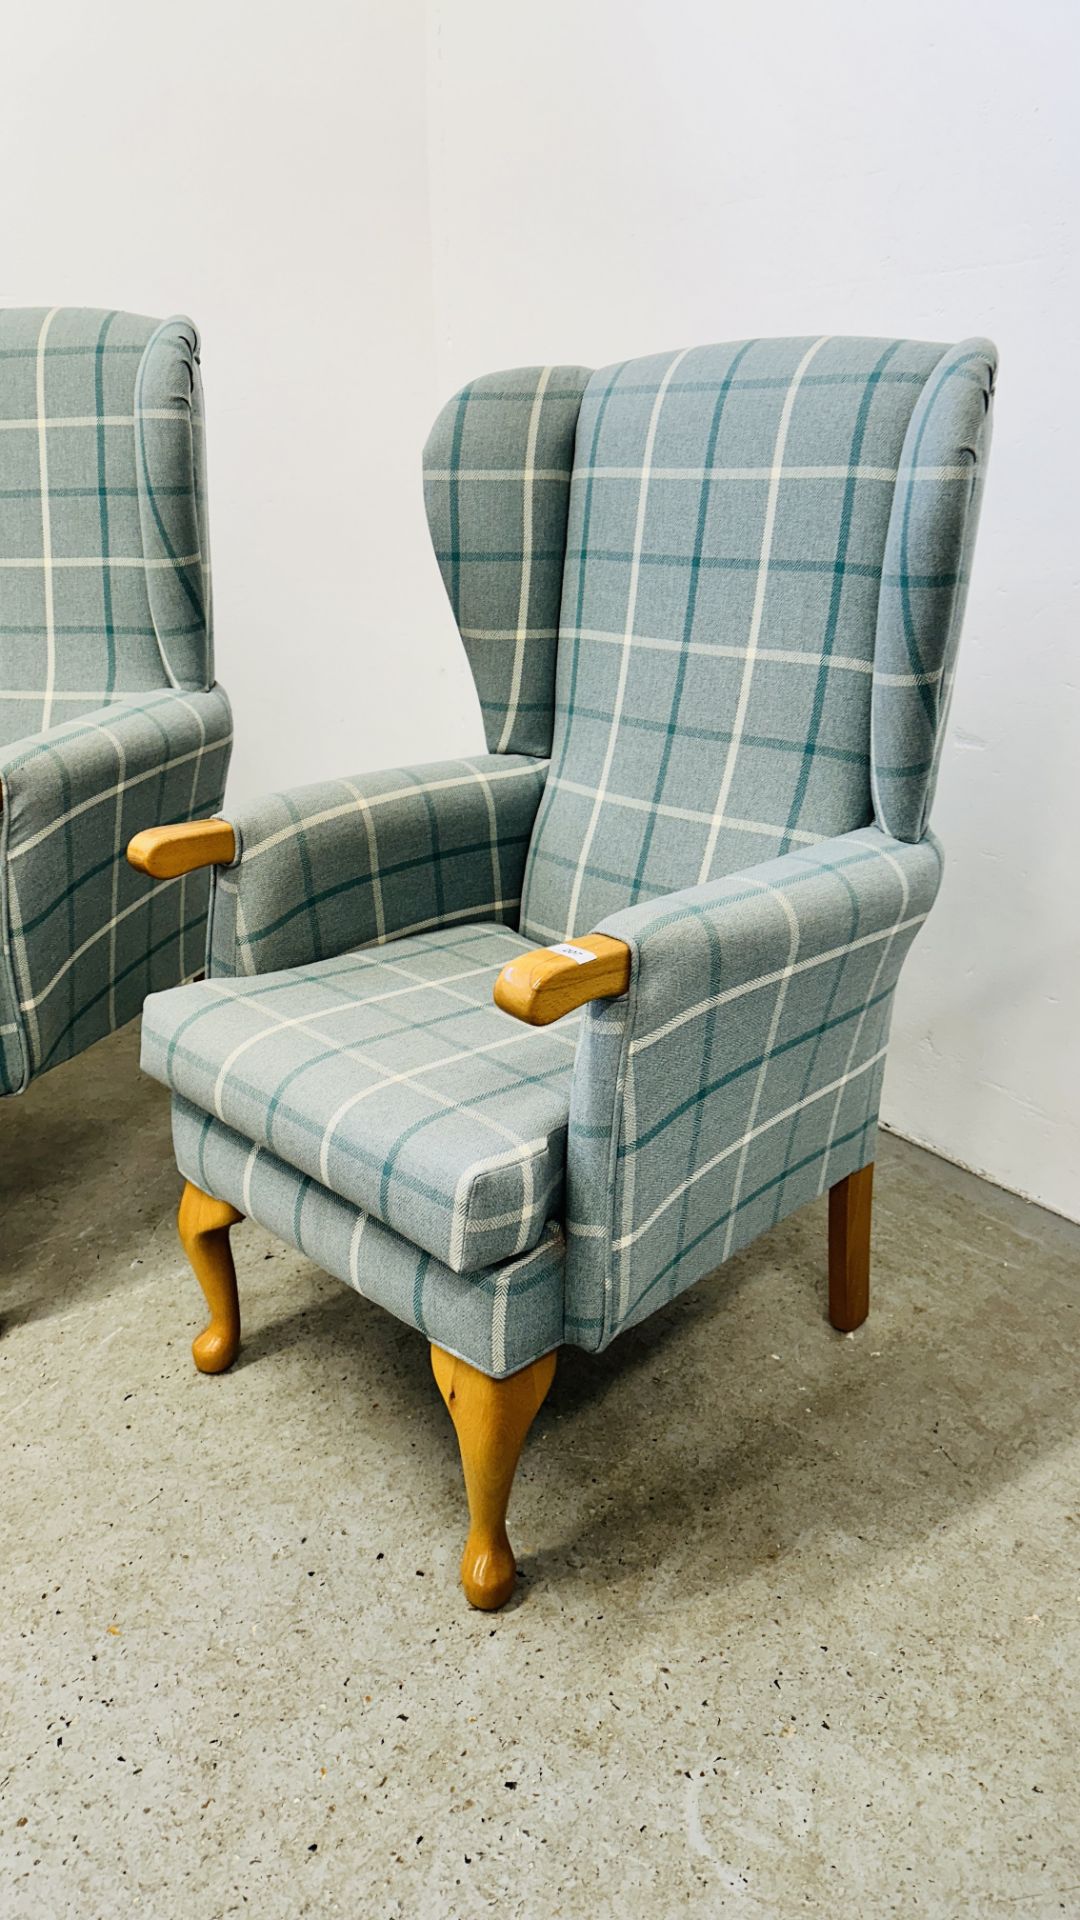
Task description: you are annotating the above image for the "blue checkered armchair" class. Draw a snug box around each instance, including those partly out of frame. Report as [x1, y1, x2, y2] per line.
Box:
[135, 336, 995, 1608]
[0, 307, 231, 1096]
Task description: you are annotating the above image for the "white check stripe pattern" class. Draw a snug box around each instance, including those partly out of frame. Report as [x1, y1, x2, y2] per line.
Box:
[696, 335, 828, 882]
[495, 364, 553, 754]
[0, 554, 201, 570]
[34, 308, 59, 731]
[562, 346, 692, 937]
[0, 411, 200, 430]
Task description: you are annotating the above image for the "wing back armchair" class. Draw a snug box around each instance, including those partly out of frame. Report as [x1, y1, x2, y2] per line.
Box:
[132, 336, 995, 1608]
[0, 306, 232, 1095]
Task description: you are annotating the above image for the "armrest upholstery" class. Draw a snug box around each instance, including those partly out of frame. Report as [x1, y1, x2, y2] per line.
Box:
[204, 753, 548, 978]
[0, 685, 231, 1089]
[561, 826, 943, 1353]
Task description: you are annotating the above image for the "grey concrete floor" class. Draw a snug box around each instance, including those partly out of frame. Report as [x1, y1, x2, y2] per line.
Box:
[2, 1022, 1079, 1919]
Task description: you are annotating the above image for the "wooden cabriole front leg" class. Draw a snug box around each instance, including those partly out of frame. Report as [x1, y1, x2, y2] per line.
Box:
[828, 1162, 874, 1332]
[431, 1346, 557, 1610]
[178, 1180, 244, 1373]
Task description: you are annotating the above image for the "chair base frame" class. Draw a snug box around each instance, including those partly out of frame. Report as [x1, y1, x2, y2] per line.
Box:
[175, 1160, 873, 1605]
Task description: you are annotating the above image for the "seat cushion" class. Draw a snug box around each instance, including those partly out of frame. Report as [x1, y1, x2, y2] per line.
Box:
[141, 923, 580, 1274]
[171, 1095, 566, 1379]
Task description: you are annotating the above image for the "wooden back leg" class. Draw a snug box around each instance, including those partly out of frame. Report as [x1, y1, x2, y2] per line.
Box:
[828, 1162, 873, 1331]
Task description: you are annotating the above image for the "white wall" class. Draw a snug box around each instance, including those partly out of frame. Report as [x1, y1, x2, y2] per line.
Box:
[3, 1, 1076, 1219]
[2, 0, 479, 800]
[425, 0, 1080, 1222]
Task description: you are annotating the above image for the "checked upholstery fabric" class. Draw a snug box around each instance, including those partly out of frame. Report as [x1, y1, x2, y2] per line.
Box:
[520, 336, 990, 938]
[143, 923, 579, 1275]
[0, 307, 232, 1093]
[142, 337, 994, 1376]
[423, 364, 592, 759]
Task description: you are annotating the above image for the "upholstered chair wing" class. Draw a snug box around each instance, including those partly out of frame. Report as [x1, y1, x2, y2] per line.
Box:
[422, 364, 593, 758]
[0, 307, 232, 1094]
[132, 335, 995, 1609]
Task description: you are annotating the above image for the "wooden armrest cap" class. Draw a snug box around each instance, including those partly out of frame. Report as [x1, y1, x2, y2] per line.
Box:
[126, 818, 236, 878]
[493, 934, 631, 1025]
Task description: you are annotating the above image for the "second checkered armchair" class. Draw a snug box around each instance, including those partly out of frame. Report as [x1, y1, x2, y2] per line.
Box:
[0, 307, 231, 1096]
[133, 336, 995, 1608]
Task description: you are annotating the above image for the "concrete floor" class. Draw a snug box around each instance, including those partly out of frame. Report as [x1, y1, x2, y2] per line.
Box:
[2, 1023, 1079, 1919]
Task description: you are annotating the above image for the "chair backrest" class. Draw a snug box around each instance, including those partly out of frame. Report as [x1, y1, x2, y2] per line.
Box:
[431, 334, 995, 941]
[0, 306, 213, 750]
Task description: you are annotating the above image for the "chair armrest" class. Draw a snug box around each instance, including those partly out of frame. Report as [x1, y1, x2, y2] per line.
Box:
[493, 935, 631, 1025]
[562, 826, 945, 1355]
[0, 686, 231, 1088]
[127, 817, 236, 878]
[198, 753, 548, 977]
